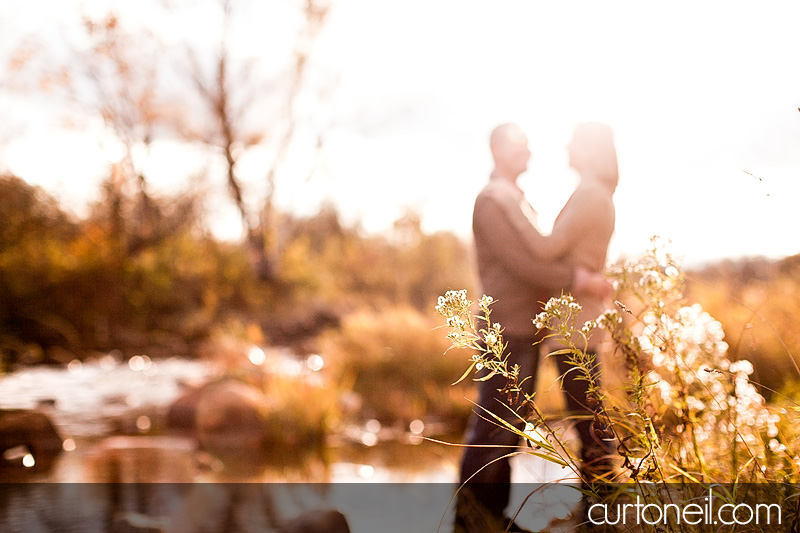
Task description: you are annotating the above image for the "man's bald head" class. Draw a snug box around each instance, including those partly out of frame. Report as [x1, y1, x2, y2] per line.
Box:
[490, 123, 524, 152]
[490, 123, 530, 181]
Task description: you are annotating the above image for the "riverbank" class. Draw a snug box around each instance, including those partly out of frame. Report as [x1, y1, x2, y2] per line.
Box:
[0, 354, 586, 531]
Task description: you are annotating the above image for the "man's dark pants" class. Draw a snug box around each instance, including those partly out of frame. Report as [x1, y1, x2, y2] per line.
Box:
[456, 334, 605, 523]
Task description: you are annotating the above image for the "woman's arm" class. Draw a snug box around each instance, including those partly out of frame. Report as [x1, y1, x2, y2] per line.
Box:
[534, 185, 608, 260]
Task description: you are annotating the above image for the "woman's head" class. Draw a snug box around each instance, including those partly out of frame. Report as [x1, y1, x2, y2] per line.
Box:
[567, 121, 618, 191]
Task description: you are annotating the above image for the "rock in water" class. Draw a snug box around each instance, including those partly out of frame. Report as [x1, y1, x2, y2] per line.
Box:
[283, 509, 351, 533]
[0, 409, 63, 467]
[195, 379, 271, 452]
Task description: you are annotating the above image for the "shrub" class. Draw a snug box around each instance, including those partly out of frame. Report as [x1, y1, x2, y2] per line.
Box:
[319, 306, 475, 425]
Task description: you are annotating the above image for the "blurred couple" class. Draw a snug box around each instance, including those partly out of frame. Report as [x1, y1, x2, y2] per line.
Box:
[454, 122, 618, 533]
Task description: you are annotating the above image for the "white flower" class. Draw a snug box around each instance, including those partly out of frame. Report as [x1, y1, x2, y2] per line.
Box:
[447, 316, 466, 330]
[729, 360, 754, 376]
[769, 439, 786, 454]
[532, 311, 550, 331]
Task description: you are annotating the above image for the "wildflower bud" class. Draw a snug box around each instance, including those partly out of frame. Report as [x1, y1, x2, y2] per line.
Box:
[592, 422, 614, 441]
[532, 312, 550, 331]
[615, 301, 631, 314]
[586, 394, 600, 409]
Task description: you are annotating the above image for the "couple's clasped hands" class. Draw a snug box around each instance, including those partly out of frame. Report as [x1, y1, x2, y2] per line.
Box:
[573, 267, 614, 301]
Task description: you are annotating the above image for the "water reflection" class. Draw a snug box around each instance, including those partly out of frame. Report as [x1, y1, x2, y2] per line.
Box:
[0, 355, 586, 531]
[24, 425, 464, 485]
[0, 355, 464, 484]
[0, 429, 472, 532]
[0, 356, 217, 438]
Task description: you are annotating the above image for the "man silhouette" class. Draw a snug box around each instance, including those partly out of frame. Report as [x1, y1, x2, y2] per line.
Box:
[454, 123, 611, 533]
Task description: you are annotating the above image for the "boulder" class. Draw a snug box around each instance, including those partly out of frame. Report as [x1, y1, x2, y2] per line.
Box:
[0, 409, 63, 462]
[283, 509, 351, 533]
[111, 513, 166, 533]
[194, 379, 271, 452]
[165, 385, 204, 433]
[166, 379, 273, 444]
[164, 486, 351, 533]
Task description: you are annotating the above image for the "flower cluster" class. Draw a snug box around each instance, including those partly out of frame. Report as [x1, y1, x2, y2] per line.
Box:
[608, 236, 684, 315]
[596, 308, 622, 331]
[532, 294, 582, 333]
[640, 302, 780, 470]
[439, 236, 799, 493]
[436, 289, 471, 318]
[605, 238, 793, 482]
[436, 290, 516, 388]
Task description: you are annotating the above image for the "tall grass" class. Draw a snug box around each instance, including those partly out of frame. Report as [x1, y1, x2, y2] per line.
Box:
[319, 306, 475, 425]
[437, 238, 800, 531]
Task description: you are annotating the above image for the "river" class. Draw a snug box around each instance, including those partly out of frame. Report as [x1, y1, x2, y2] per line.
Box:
[0, 354, 582, 532]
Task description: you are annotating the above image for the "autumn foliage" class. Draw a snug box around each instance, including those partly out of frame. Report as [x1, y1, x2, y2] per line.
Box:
[0, 173, 474, 372]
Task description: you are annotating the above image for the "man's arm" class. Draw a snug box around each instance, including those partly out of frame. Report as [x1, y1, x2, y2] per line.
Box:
[474, 192, 612, 299]
[538, 186, 607, 260]
[473, 193, 574, 291]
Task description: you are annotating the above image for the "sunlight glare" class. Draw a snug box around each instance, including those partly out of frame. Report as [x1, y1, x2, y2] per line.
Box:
[306, 354, 324, 372]
[248, 346, 266, 365]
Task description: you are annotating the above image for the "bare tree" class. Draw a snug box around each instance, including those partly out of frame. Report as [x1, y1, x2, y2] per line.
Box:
[185, 0, 258, 238]
[4, 0, 335, 271]
[1, 11, 172, 251]
[184, 0, 333, 280]
[76, 14, 183, 252]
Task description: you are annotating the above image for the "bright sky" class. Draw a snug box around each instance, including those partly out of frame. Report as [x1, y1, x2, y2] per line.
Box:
[2, 0, 799, 266]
